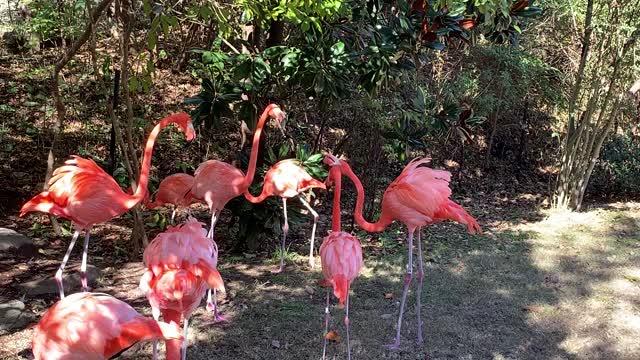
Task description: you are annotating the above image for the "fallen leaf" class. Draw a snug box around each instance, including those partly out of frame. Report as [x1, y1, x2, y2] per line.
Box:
[304, 285, 315, 295]
[325, 331, 340, 342]
[271, 340, 281, 348]
[523, 305, 544, 313]
[623, 274, 640, 283]
[384, 292, 394, 300]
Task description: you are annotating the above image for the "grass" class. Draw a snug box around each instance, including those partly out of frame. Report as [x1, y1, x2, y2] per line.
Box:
[1, 203, 639, 359]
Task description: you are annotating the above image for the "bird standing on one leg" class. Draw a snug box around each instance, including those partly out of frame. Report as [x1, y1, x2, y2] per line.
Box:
[191, 104, 285, 317]
[20, 113, 196, 299]
[329, 154, 481, 349]
[244, 158, 325, 272]
[320, 158, 363, 360]
[140, 217, 225, 360]
[32, 292, 183, 360]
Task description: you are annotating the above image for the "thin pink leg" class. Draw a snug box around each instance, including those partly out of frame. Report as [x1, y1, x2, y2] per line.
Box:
[170, 208, 177, 225]
[322, 289, 330, 360]
[181, 316, 189, 360]
[386, 229, 414, 350]
[345, 292, 352, 360]
[416, 227, 424, 345]
[55, 230, 80, 299]
[80, 231, 91, 292]
[276, 198, 288, 273]
[206, 211, 219, 313]
[299, 196, 318, 269]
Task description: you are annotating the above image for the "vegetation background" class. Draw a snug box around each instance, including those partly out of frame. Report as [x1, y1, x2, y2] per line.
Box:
[0, 0, 639, 359]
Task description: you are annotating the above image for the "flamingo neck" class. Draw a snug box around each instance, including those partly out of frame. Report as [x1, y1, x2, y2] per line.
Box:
[243, 187, 271, 203]
[243, 105, 276, 189]
[331, 167, 341, 232]
[340, 162, 392, 232]
[125, 115, 181, 209]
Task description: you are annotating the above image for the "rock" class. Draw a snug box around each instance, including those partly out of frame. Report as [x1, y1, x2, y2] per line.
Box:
[271, 340, 281, 349]
[381, 313, 393, 320]
[0, 228, 37, 258]
[16, 264, 101, 295]
[0, 300, 37, 332]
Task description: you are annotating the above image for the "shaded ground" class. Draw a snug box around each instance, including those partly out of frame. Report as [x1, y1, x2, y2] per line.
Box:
[1, 201, 639, 359]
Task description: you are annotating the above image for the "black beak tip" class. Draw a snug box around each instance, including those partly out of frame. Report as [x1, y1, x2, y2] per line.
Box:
[183, 140, 193, 149]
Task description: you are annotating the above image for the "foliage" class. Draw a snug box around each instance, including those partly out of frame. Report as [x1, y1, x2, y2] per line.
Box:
[23, 0, 88, 44]
[589, 134, 640, 195]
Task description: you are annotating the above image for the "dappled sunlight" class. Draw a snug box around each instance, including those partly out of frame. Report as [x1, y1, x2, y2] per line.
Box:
[513, 203, 640, 358]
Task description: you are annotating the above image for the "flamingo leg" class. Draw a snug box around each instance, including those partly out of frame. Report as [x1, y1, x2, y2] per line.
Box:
[170, 208, 177, 225]
[151, 307, 160, 360]
[206, 210, 220, 314]
[55, 230, 81, 299]
[80, 231, 91, 292]
[181, 317, 189, 360]
[299, 196, 319, 269]
[416, 227, 425, 345]
[386, 229, 414, 350]
[322, 289, 330, 360]
[345, 292, 352, 360]
[278, 198, 289, 273]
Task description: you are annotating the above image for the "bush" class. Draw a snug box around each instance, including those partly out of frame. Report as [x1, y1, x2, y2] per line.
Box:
[589, 134, 640, 196]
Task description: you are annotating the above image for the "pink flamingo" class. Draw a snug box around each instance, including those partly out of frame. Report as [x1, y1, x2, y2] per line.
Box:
[32, 292, 183, 360]
[20, 113, 196, 299]
[145, 173, 202, 224]
[328, 154, 481, 349]
[191, 103, 284, 314]
[140, 217, 225, 360]
[244, 158, 325, 272]
[320, 159, 363, 360]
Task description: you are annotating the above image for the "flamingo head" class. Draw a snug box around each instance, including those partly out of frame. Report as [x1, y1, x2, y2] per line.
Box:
[267, 104, 287, 136]
[171, 113, 197, 142]
[323, 154, 341, 167]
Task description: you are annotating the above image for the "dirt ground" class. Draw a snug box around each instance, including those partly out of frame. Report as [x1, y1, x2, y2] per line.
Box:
[1, 199, 639, 360]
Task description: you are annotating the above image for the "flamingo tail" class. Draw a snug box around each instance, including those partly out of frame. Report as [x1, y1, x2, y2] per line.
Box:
[19, 192, 66, 218]
[332, 275, 350, 305]
[439, 200, 482, 234]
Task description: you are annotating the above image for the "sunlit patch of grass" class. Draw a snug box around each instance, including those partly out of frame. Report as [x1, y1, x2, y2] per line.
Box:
[269, 248, 305, 264]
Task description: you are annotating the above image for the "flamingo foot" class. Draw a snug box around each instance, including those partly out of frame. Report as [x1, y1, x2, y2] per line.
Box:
[270, 264, 284, 274]
[213, 314, 227, 323]
[385, 341, 401, 350]
[206, 300, 215, 312]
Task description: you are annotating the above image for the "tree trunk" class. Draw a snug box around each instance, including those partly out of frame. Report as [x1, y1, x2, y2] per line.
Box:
[118, 0, 148, 251]
[45, 0, 114, 236]
[555, 26, 640, 210]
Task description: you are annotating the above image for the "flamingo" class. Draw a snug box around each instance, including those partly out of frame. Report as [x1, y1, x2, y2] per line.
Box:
[244, 158, 325, 272]
[191, 103, 284, 316]
[320, 159, 363, 360]
[20, 113, 196, 299]
[145, 173, 202, 224]
[140, 216, 225, 360]
[327, 154, 481, 349]
[32, 292, 183, 360]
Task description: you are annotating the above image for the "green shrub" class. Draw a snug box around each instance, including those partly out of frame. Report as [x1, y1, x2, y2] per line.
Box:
[589, 134, 640, 196]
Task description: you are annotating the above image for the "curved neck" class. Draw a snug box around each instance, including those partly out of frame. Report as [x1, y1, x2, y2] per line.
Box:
[243, 187, 271, 204]
[243, 105, 276, 188]
[331, 167, 341, 232]
[126, 114, 183, 208]
[339, 162, 392, 232]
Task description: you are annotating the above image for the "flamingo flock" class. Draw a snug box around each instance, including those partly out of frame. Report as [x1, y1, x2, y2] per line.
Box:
[22, 103, 481, 359]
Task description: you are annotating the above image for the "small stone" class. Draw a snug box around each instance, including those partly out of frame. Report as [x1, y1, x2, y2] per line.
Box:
[271, 340, 281, 349]
[0, 300, 37, 332]
[0, 228, 37, 258]
[16, 264, 101, 295]
[381, 313, 393, 320]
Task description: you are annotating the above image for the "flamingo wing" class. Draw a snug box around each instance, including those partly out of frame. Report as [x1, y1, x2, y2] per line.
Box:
[192, 160, 245, 210]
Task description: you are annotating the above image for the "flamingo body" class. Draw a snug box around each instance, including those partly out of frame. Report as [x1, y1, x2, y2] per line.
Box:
[19, 113, 196, 299]
[330, 155, 481, 348]
[191, 160, 246, 215]
[320, 231, 363, 305]
[32, 292, 182, 360]
[140, 217, 225, 360]
[244, 159, 325, 271]
[146, 173, 199, 210]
